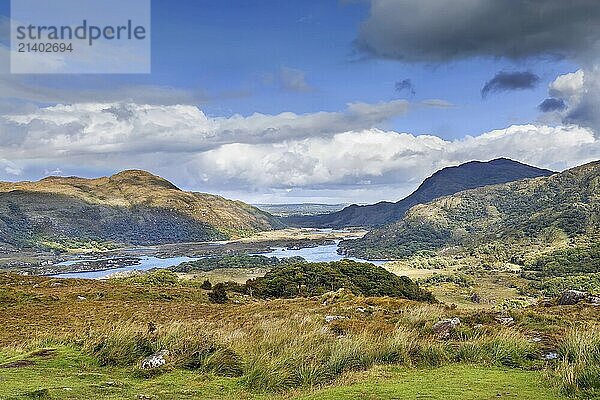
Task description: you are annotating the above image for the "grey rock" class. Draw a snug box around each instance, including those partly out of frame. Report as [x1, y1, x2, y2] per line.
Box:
[432, 318, 461, 338]
[325, 315, 347, 323]
[496, 317, 514, 325]
[558, 290, 588, 305]
[141, 350, 169, 370]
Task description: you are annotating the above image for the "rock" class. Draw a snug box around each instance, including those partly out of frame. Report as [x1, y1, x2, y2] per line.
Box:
[431, 318, 461, 338]
[140, 350, 169, 369]
[530, 336, 543, 343]
[496, 317, 514, 325]
[471, 293, 482, 303]
[474, 324, 483, 329]
[558, 290, 588, 305]
[356, 307, 366, 313]
[588, 296, 600, 305]
[542, 351, 559, 360]
[77, 296, 87, 301]
[325, 315, 346, 323]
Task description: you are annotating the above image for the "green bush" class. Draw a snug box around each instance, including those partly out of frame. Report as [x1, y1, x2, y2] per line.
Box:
[245, 260, 435, 302]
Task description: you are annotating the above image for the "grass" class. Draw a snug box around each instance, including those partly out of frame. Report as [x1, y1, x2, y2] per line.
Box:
[0, 347, 565, 400]
[1, 273, 599, 398]
[298, 365, 563, 400]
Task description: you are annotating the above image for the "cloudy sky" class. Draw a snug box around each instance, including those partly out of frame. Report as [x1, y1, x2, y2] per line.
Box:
[1, 0, 599, 204]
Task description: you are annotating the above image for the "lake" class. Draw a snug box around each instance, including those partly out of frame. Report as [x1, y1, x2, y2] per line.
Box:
[52, 241, 387, 279]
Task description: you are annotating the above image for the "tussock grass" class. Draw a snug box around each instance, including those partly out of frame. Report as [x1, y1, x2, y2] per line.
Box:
[554, 327, 600, 396]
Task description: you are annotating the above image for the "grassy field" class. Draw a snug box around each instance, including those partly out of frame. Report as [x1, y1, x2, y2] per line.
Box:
[1, 273, 599, 399]
[0, 348, 563, 400]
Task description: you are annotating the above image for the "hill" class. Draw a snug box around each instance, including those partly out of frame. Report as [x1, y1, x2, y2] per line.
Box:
[283, 158, 554, 228]
[340, 161, 600, 260]
[0, 170, 283, 250]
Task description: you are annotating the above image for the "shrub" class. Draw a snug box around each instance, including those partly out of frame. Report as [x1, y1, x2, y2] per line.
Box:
[245, 260, 435, 302]
[208, 283, 228, 304]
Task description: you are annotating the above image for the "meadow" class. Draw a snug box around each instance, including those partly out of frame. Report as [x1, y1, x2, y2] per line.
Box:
[1, 272, 599, 399]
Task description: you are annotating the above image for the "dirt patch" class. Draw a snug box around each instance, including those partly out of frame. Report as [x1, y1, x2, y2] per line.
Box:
[0, 359, 35, 368]
[30, 348, 57, 358]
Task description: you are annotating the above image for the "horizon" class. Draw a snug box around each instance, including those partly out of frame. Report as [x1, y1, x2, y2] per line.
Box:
[0, 155, 576, 205]
[1, 1, 599, 204]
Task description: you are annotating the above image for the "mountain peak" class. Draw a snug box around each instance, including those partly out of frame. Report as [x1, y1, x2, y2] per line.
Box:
[108, 170, 181, 191]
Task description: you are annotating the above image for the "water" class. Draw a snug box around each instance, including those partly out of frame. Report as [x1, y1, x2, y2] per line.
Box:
[52, 256, 200, 279]
[52, 242, 386, 279]
[263, 243, 388, 266]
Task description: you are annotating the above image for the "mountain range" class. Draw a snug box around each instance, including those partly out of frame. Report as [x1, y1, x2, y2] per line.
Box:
[0, 170, 282, 250]
[340, 160, 600, 260]
[283, 158, 554, 228]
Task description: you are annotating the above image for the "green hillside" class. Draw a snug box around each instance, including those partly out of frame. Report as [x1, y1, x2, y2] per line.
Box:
[341, 161, 600, 262]
[284, 158, 553, 228]
[0, 170, 283, 250]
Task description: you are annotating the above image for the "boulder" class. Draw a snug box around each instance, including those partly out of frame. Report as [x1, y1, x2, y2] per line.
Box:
[141, 350, 169, 369]
[558, 290, 588, 305]
[431, 318, 461, 338]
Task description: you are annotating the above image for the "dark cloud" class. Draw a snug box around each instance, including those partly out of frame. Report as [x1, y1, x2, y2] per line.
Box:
[538, 98, 567, 112]
[357, 0, 600, 62]
[395, 79, 415, 96]
[481, 71, 540, 99]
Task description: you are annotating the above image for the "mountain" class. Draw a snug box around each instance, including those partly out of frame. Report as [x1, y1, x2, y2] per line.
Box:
[340, 161, 600, 260]
[283, 158, 554, 228]
[0, 170, 283, 250]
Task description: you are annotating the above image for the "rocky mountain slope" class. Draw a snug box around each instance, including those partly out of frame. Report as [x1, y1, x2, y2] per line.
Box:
[284, 158, 554, 228]
[340, 161, 600, 259]
[0, 170, 283, 249]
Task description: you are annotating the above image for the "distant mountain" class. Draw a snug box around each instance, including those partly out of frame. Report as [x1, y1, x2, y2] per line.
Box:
[340, 160, 600, 260]
[254, 203, 350, 217]
[0, 170, 283, 250]
[283, 158, 554, 228]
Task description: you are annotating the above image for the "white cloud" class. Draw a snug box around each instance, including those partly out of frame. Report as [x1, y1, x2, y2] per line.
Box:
[542, 68, 600, 137]
[0, 100, 412, 159]
[195, 125, 598, 193]
[0, 100, 598, 202]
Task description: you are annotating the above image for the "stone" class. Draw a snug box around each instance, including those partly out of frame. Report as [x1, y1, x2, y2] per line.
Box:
[140, 350, 169, 370]
[77, 296, 87, 301]
[588, 296, 600, 305]
[325, 315, 346, 323]
[558, 290, 588, 305]
[431, 318, 461, 338]
[471, 293, 482, 303]
[496, 317, 514, 325]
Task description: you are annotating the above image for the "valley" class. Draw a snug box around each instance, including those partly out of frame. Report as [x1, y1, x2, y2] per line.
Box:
[1, 159, 599, 399]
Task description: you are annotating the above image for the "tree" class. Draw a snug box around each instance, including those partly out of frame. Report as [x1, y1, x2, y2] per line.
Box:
[208, 283, 228, 304]
[201, 279, 212, 290]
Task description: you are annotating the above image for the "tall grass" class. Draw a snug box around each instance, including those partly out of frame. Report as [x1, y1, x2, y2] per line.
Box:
[554, 327, 600, 396]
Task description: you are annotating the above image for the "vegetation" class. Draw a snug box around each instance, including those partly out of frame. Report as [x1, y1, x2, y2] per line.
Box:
[533, 273, 600, 297]
[172, 254, 306, 273]
[418, 273, 474, 288]
[524, 243, 600, 278]
[0, 170, 283, 250]
[286, 158, 552, 228]
[245, 260, 435, 302]
[342, 161, 600, 261]
[1, 272, 597, 399]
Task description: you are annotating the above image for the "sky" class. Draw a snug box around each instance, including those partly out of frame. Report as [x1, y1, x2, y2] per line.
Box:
[0, 0, 599, 204]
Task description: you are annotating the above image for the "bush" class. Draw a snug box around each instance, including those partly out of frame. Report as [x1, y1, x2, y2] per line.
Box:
[208, 283, 228, 304]
[245, 260, 435, 302]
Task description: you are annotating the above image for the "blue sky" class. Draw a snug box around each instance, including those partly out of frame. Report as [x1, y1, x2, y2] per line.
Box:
[0, 1, 598, 203]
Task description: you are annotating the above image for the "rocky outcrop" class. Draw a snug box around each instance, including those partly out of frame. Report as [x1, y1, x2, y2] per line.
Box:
[559, 290, 590, 305]
[432, 318, 461, 339]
